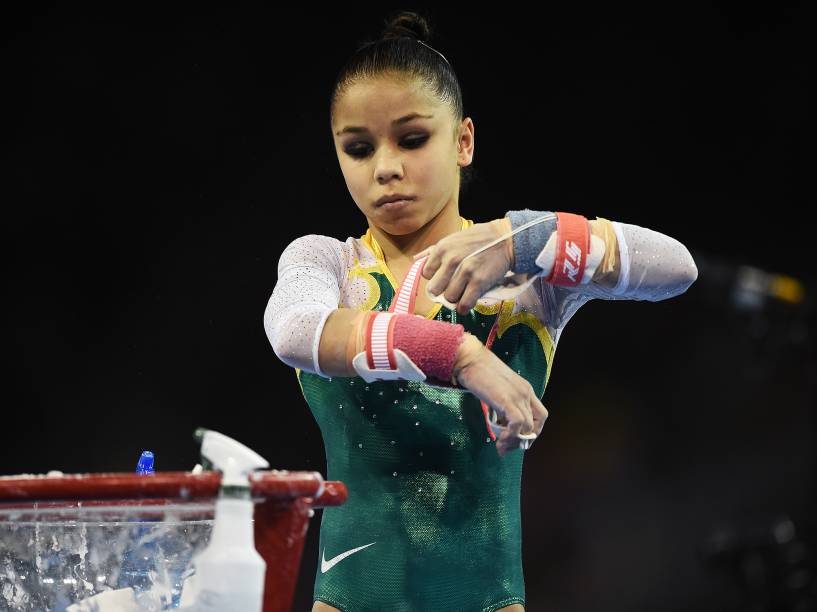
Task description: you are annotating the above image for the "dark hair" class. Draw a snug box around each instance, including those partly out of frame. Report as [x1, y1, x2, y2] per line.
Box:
[329, 10, 476, 193]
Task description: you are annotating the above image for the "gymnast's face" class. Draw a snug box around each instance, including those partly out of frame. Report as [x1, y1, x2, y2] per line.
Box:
[331, 74, 474, 235]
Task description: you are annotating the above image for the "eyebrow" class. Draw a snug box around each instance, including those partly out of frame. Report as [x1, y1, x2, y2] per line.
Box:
[335, 112, 434, 136]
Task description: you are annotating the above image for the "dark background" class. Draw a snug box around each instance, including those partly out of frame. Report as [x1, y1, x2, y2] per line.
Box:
[5, 3, 815, 611]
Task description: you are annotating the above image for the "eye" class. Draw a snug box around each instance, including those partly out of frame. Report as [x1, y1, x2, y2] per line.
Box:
[402, 135, 428, 148]
[344, 135, 429, 159]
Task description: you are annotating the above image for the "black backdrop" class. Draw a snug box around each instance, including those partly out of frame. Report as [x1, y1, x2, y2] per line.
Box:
[5, 3, 815, 610]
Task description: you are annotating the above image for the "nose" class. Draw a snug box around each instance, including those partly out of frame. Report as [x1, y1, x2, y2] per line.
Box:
[374, 145, 404, 184]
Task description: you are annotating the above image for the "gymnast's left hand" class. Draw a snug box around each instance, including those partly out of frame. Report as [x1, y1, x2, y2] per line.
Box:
[413, 218, 514, 316]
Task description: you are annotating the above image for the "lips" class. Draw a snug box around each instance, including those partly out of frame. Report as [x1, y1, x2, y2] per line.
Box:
[375, 194, 415, 207]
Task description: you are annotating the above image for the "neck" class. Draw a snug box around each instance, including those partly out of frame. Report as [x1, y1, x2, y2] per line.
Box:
[369, 201, 462, 264]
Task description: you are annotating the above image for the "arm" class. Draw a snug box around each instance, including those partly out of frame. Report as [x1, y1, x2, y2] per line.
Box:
[263, 234, 481, 379]
[265, 235, 545, 452]
[263, 234, 365, 378]
[504, 209, 699, 301]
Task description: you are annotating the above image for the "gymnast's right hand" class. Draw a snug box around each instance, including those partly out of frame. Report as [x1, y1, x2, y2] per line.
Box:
[453, 334, 548, 457]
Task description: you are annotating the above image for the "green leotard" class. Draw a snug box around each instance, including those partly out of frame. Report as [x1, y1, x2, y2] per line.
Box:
[269, 213, 698, 610]
[295, 220, 552, 611]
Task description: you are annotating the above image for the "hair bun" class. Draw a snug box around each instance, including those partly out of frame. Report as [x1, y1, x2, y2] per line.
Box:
[379, 10, 433, 43]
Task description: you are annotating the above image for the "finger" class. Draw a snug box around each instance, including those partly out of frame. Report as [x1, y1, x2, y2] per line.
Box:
[421, 247, 445, 281]
[485, 404, 507, 440]
[531, 397, 549, 435]
[506, 399, 531, 439]
[499, 429, 521, 454]
[497, 430, 512, 457]
[457, 274, 493, 315]
[426, 255, 462, 297]
[521, 397, 535, 438]
[505, 434, 522, 452]
[517, 397, 545, 451]
[439, 258, 480, 312]
[505, 406, 524, 438]
[441, 268, 471, 311]
[413, 246, 433, 261]
[489, 418, 507, 440]
[461, 253, 514, 313]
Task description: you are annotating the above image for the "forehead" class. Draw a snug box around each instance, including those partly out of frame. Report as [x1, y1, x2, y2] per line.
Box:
[333, 76, 443, 129]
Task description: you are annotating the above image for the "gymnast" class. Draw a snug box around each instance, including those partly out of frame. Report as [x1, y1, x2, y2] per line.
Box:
[264, 10, 698, 612]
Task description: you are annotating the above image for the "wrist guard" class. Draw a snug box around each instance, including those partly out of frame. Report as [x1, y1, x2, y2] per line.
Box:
[352, 311, 467, 389]
[538, 212, 600, 286]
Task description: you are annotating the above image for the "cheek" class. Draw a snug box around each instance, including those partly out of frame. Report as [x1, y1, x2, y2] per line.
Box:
[413, 153, 447, 185]
[426, 142, 458, 178]
[340, 162, 366, 193]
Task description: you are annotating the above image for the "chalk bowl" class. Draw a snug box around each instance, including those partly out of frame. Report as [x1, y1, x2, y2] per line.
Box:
[0, 501, 215, 611]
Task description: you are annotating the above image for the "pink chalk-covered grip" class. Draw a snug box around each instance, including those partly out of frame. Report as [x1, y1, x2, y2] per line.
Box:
[392, 314, 466, 383]
[363, 311, 466, 385]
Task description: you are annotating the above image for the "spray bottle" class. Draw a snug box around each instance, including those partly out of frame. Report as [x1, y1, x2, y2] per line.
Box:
[178, 428, 269, 612]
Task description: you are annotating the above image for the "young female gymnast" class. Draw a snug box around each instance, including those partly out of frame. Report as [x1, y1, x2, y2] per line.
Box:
[264, 11, 698, 612]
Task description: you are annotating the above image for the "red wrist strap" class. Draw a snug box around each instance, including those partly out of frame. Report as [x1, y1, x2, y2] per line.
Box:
[365, 309, 397, 370]
[545, 212, 591, 287]
[389, 256, 426, 314]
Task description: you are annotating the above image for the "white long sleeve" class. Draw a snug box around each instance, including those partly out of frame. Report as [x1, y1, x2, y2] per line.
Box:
[263, 220, 698, 378]
[541, 221, 698, 331]
[560, 220, 698, 301]
[263, 234, 344, 378]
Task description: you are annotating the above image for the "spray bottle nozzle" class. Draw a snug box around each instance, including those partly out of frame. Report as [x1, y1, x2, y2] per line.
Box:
[195, 428, 269, 489]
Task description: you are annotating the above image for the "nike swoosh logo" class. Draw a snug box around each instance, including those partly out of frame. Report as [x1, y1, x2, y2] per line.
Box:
[321, 542, 376, 573]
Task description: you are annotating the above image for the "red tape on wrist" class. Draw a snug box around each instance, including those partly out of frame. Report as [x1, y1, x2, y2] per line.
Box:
[545, 212, 591, 286]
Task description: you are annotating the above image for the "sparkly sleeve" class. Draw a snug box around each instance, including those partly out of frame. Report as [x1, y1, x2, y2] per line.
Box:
[567, 221, 698, 301]
[263, 234, 345, 378]
[545, 221, 698, 329]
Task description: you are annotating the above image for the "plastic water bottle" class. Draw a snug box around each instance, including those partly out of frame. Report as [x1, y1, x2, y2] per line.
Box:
[119, 451, 161, 598]
[136, 450, 155, 474]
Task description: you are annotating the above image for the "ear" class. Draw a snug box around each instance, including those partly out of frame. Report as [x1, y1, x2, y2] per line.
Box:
[457, 117, 475, 166]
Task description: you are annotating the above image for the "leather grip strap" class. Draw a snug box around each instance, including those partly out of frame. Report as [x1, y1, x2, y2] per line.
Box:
[545, 212, 591, 287]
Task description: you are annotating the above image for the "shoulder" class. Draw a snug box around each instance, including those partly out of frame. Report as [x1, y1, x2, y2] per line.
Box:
[278, 234, 346, 264]
[281, 233, 345, 253]
[277, 233, 376, 274]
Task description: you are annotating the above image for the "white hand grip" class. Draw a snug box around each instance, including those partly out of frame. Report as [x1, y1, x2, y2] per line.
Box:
[486, 405, 537, 450]
[352, 349, 427, 383]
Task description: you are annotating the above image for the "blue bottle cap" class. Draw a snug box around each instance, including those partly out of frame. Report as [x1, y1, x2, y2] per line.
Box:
[136, 450, 155, 474]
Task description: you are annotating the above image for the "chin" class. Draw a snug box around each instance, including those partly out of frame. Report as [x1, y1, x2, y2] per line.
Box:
[373, 213, 425, 236]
